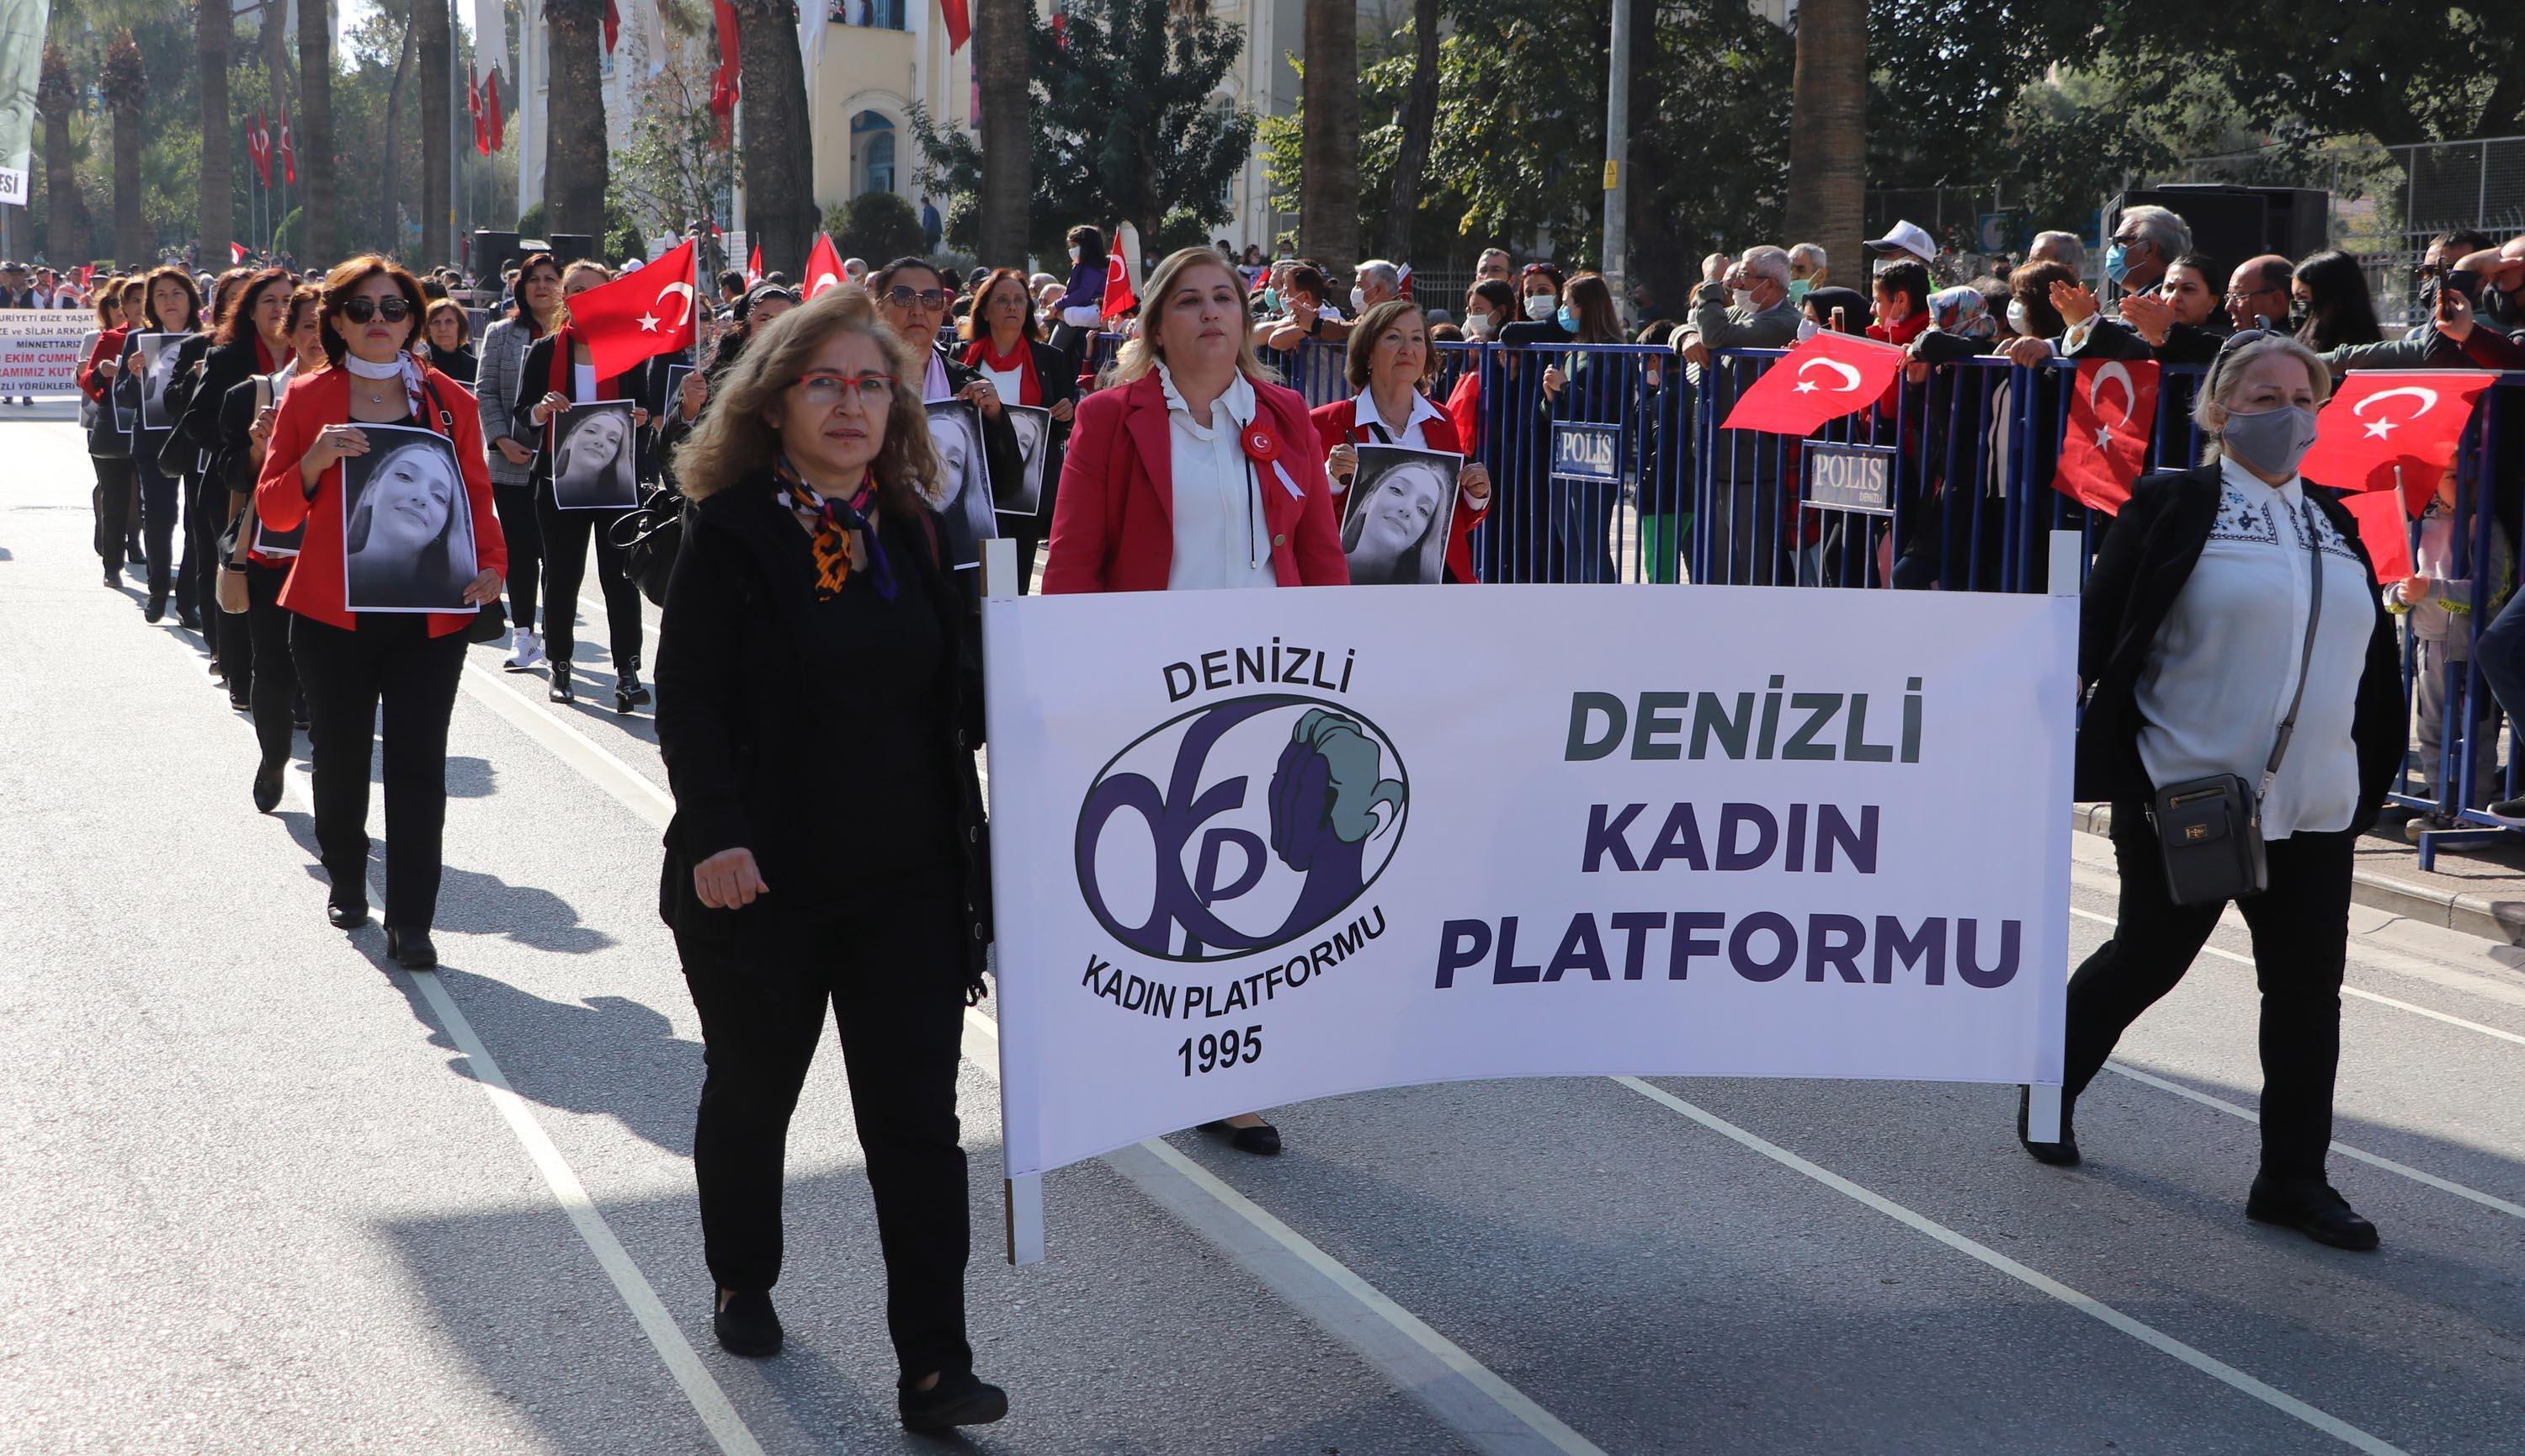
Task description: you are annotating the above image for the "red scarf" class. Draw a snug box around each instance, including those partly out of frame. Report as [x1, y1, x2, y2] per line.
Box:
[545, 325, 622, 405]
[252, 336, 275, 374]
[962, 333, 1041, 407]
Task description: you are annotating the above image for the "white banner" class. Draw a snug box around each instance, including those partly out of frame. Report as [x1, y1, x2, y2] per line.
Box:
[0, 308, 96, 392]
[0, 0, 45, 205]
[983, 583, 2077, 1180]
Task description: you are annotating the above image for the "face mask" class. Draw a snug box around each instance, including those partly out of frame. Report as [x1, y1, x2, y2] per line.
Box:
[1465, 313, 1498, 341]
[2104, 243, 2132, 285]
[1350, 287, 1368, 314]
[1786, 279, 1812, 306]
[2220, 404, 2320, 479]
[2287, 302, 2310, 334]
[1524, 295, 1556, 321]
[2007, 300, 2032, 336]
[1556, 306, 1579, 334]
[1731, 289, 1757, 314]
[1069, 247, 1081, 263]
[1262, 289, 1280, 311]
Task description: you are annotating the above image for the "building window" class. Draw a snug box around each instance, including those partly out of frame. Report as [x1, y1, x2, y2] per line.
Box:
[852, 111, 898, 197]
[831, 0, 906, 29]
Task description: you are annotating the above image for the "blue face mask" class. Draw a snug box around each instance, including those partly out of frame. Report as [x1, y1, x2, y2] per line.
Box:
[1262, 289, 1280, 311]
[2104, 243, 2132, 285]
[1557, 306, 1578, 333]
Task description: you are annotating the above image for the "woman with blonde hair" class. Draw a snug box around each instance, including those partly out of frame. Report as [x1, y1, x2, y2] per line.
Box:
[654, 284, 1004, 1432]
[2030, 330, 2403, 1252]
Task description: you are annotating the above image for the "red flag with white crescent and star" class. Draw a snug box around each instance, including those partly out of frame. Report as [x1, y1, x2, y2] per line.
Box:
[279, 110, 296, 185]
[747, 244, 763, 286]
[805, 232, 846, 296]
[561, 237, 701, 379]
[1718, 329, 1907, 435]
[2301, 370, 2495, 495]
[2053, 358, 2161, 514]
[247, 112, 273, 187]
[1101, 253, 1136, 320]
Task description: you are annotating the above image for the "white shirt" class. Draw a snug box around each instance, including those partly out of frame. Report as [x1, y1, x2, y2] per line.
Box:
[2134, 458, 2373, 838]
[1156, 361, 1274, 591]
[574, 363, 598, 401]
[978, 357, 1023, 404]
[924, 350, 952, 403]
[1341, 387, 1485, 516]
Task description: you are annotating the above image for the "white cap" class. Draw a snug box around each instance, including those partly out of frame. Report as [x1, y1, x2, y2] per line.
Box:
[1865, 221, 1938, 267]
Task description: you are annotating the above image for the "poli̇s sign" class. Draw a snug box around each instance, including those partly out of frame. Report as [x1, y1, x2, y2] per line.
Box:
[1076, 693, 1409, 964]
[1805, 443, 1895, 516]
[1551, 422, 1622, 484]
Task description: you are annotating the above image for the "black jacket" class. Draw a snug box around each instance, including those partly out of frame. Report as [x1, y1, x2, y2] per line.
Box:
[2076, 464, 2404, 833]
[176, 336, 274, 473]
[970, 335, 1076, 549]
[2070, 313, 2231, 365]
[653, 472, 991, 988]
[514, 332, 644, 505]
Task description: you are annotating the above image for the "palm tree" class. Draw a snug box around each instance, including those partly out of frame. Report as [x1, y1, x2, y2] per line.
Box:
[100, 31, 146, 265]
[37, 45, 84, 264]
[975, 0, 1029, 266]
[1378, 0, 1439, 258]
[197, 0, 236, 267]
[298, 0, 338, 263]
[1297, 0, 1357, 268]
[543, 0, 610, 244]
[1783, 0, 1866, 290]
[417, 0, 453, 265]
[380, 0, 417, 252]
[731, 0, 814, 278]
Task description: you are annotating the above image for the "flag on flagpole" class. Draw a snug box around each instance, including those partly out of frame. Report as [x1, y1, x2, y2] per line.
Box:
[747, 245, 763, 286]
[1101, 254, 1135, 320]
[712, 0, 743, 149]
[941, 0, 972, 50]
[279, 110, 296, 185]
[561, 238, 704, 379]
[247, 112, 273, 187]
[231, 242, 250, 265]
[805, 233, 846, 296]
[470, 0, 508, 151]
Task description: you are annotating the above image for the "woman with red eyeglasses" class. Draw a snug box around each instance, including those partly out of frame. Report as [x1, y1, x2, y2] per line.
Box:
[254, 257, 506, 970]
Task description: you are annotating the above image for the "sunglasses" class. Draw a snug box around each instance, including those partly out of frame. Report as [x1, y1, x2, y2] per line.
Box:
[884, 286, 953, 311]
[791, 370, 896, 407]
[336, 295, 413, 324]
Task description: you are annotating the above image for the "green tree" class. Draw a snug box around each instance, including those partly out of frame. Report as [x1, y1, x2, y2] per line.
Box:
[606, 48, 737, 248]
[825, 190, 927, 263]
[908, 0, 1255, 263]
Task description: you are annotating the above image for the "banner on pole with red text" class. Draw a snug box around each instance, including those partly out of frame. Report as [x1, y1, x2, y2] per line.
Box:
[0, 309, 98, 392]
[981, 585, 2076, 1180]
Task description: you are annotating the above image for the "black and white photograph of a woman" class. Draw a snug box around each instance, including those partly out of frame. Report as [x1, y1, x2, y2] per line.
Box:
[924, 398, 999, 548]
[550, 397, 640, 511]
[1342, 445, 1459, 586]
[136, 332, 183, 431]
[341, 425, 478, 613]
[999, 403, 1052, 518]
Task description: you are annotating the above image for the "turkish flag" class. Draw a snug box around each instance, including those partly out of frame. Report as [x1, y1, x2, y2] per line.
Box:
[603, 0, 620, 51]
[231, 242, 250, 265]
[942, 0, 972, 50]
[279, 110, 295, 185]
[2341, 486, 2416, 584]
[2301, 370, 2493, 496]
[468, 72, 488, 155]
[747, 245, 763, 286]
[805, 232, 846, 296]
[2053, 359, 2160, 514]
[1101, 253, 1135, 320]
[482, 73, 505, 151]
[564, 238, 702, 379]
[247, 112, 273, 187]
[710, 0, 742, 146]
[1718, 329, 1907, 435]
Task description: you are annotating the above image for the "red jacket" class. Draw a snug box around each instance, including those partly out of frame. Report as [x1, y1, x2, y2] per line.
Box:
[253, 363, 508, 637]
[1045, 370, 1348, 592]
[1309, 394, 1486, 584]
[80, 326, 126, 401]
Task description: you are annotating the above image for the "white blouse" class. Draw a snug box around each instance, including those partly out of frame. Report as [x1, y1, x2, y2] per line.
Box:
[1339, 388, 1486, 516]
[2134, 458, 2373, 838]
[1156, 362, 1275, 591]
[574, 363, 598, 401]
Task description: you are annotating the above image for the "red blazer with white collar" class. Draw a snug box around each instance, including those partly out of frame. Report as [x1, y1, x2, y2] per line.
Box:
[1045, 369, 1348, 593]
[1309, 396, 1485, 584]
[253, 363, 508, 637]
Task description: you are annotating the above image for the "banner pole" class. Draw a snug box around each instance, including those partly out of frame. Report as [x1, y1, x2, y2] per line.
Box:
[2026, 525, 2082, 1145]
[980, 534, 1046, 1266]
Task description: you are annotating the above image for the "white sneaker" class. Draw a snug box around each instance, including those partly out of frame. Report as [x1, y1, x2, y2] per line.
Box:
[501, 628, 526, 670]
[515, 630, 547, 672]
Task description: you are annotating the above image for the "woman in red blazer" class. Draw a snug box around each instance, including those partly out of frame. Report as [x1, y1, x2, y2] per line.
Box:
[1309, 299, 1491, 583]
[253, 255, 506, 970]
[1044, 247, 1347, 595]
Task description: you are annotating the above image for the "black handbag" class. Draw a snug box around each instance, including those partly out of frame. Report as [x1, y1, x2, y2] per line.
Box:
[2144, 501, 2324, 906]
[612, 483, 685, 608]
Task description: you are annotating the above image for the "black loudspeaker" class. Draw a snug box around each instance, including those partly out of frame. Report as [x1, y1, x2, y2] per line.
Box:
[547, 232, 598, 264]
[2110, 185, 2331, 274]
[470, 229, 522, 276]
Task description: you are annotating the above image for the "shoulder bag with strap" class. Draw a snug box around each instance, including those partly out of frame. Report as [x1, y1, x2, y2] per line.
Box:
[412, 367, 512, 644]
[214, 375, 274, 615]
[2145, 500, 2324, 906]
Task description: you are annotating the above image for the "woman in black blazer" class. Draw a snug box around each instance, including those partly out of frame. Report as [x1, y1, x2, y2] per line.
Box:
[2031, 331, 2404, 1252]
[177, 267, 294, 699]
[960, 266, 1073, 586]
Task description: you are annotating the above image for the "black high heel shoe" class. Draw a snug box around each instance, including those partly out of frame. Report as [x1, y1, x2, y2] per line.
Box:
[614, 671, 651, 713]
[252, 764, 284, 814]
[327, 896, 369, 930]
[1199, 1119, 1283, 1156]
[383, 927, 438, 970]
[548, 665, 574, 704]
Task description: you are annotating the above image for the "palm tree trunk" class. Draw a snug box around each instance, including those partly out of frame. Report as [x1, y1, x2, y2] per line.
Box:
[544, 0, 610, 246]
[198, 0, 236, 267]
[1783, 0, 1866, 293]
[114, 106, 143, 265]
[975, 0, 1029, 266]
[299, 0, 338, 263]
[383, 3, 416, 253]
[733, 0, 815, 278]
[1378, 0, 1440, 259]
[37, 47, 82, 264]
[418, 0, 453, 266]
[1298, 0, 1358, 267]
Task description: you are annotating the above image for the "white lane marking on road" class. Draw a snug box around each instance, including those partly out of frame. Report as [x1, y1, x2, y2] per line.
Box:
[2105, 1061, 2525, 1222]
[2066, 904, 2525, 1049]
[457, 648, 1613, 1456]
[1610, 1076, 2411, 1456]
[274, 772, 767, 1456]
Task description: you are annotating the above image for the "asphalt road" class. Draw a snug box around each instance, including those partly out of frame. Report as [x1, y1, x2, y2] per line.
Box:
[3, 407, 2521, 1456]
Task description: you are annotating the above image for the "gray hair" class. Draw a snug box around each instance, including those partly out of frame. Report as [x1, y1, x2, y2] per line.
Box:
[1740, 246, 1792, 287]
[2118, 205, 2192, 261]
[1787, 242, 1827, 273]
[1355, 259, 1401, 295]
[2192, 332, 2331, 465]
[2029, 230, 2086, 275]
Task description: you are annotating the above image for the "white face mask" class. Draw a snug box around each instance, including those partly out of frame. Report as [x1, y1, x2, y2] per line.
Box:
[1350, 287, 1369, 314]
[1523, 295, 1556, 321]
[1731, 289, 1757, 313]
[1068, 247, 1081, 263]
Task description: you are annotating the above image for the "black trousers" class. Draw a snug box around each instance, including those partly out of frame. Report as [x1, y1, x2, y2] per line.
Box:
[244, 564, 299, 767]
[290, 613, 466, 929]
[188, 472, 226, 637]
[2065, 803, 2357, 1181]
[494, 482, 541, 636]
[672, 871, 973, 1382]
[535, 492, 641, 671]
[93, 456, 136, 572]
[136, 461, 179, 601]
